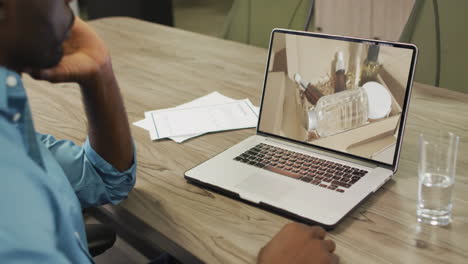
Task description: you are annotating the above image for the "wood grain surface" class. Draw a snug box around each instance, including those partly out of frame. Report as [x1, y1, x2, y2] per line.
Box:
[24, 17, 468, 264]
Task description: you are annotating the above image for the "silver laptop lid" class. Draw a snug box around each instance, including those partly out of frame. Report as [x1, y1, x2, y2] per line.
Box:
[257, 29, 418, 171]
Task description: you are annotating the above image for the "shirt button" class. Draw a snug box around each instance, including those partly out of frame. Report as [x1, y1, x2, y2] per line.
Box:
[6, 75, 18, 87]
[12, 113, 21, 122]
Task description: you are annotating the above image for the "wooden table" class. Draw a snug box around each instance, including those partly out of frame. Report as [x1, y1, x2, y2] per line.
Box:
[25, 17, 468, 264]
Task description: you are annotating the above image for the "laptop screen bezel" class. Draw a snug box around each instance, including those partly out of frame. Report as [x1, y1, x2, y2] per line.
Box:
[256, 29, 418, 171]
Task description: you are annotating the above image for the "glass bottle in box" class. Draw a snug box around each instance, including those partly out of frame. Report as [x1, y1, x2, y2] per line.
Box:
[307, 82, 392, 137]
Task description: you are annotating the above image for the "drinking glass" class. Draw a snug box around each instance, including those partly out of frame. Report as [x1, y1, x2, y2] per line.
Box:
[417, 132, 459, 226]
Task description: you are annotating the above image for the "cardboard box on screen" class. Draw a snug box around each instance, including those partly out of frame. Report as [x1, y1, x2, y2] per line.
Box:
[259, 33, 413, 163]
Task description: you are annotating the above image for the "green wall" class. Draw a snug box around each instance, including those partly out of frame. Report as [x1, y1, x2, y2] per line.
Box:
[224, 0, 468, 92]
[406, 0, 468, 92]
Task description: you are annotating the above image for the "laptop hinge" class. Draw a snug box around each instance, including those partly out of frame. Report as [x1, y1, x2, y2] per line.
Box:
[261, 134, 387, 170]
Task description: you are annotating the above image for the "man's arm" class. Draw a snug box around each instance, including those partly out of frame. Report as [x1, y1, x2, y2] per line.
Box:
[37, 17, 133, 172]
[32, 18, 136, 207]
[37, 133, 136, 207]
[80, 60, 133, 172]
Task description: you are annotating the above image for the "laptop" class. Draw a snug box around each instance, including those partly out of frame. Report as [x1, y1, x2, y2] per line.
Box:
[185, 29, 418, 229]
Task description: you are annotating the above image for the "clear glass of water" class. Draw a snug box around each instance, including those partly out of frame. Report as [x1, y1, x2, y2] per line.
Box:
[417, 132, 460, 226]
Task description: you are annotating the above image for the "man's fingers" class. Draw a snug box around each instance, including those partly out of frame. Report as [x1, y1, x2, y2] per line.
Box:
[37, 63, 74, 83]
[323, 239, 336, 253]
[329, 253, 340, 264]
[28, 67, 62, 82]
[309, 226, 326, 239]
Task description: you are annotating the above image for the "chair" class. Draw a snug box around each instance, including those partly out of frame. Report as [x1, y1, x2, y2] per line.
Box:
[400, 0, 468, 93]
[86, 223, 117, 257]
[83, 208, 117, 257]
[222, 0, 314, 48]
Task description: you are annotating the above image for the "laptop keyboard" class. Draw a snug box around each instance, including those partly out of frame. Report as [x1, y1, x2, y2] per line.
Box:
[234, 143, 368, 193]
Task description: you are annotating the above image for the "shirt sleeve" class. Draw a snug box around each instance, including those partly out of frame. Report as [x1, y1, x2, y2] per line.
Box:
[37, 133, 137, 208]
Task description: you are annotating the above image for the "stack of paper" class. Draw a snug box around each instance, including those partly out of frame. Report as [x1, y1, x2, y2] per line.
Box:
[134, 92, 260, 143]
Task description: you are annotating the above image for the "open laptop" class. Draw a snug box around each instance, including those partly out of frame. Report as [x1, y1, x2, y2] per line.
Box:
[185, 29, 418, 229]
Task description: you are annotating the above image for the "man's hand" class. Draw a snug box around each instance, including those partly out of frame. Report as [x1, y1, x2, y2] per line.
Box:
[258, 223, 339, 264]
[34, 16, 110, 85]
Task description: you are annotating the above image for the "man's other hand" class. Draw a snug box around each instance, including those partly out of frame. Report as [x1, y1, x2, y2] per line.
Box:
[32, 17, 110, 85]
[258, 223, 338, 264]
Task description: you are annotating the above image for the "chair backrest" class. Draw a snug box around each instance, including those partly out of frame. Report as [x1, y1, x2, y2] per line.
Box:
[223, 0, 312, 48]
[400, 0, 468, 93]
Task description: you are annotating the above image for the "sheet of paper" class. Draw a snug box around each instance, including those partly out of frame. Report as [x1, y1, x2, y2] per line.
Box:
[134, 92, 236, 142]
[134, 92, 259, 142]
[145, 99, 258, 140]
[169, 103, 259, 143]
[133, 118, 152, 130]
[167, 92, 237, 142]
[133, 92, 235, 131]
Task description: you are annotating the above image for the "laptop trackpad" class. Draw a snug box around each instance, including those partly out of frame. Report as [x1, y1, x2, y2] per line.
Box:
[235, 173, 292, 203]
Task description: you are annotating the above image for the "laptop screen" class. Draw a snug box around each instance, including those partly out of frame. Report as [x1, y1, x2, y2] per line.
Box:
[258, 30, 417, 167]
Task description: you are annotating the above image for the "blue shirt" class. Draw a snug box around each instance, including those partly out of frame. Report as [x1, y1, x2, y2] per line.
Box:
[0, 67, 137, 263]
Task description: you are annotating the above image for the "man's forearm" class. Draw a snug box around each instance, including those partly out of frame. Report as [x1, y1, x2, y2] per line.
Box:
[80, 61, 133, 172]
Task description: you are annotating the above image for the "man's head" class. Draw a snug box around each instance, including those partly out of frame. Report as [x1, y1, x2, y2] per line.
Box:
[0, 0, 75, 72]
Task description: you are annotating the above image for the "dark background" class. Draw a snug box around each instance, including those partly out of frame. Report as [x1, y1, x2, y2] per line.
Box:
[83, 0, 174, 26]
